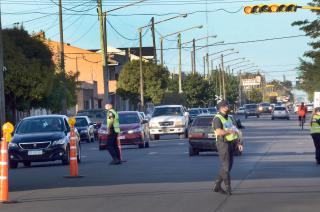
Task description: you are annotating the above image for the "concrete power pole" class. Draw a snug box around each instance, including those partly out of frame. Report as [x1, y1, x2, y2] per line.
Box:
[0, 3, 6, 126]
[139, 29, 144, 110]
[58, 0, 67, 114]
[221, 54, 226, 100]
[151, 17, 157, 64]
[192, 39, 196, 74]
[178, 33, 182, 93]
[97, 0, 109, 105]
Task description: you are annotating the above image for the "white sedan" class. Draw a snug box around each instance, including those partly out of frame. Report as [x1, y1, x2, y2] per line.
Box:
[271, 106, 290, 120]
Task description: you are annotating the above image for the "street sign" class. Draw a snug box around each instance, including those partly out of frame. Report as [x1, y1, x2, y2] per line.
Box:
[215, 95, 222, 102]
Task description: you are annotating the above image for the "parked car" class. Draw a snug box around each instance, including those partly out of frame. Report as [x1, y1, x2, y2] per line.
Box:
[207, 107, 218, 115]
[271, 106, 290, 120]
[188, 108, 202, 123]
[77, 109, 106, 140]
[244, 104, 260, 118]
[188, 114, 244, 156]
[148, 105, 189, 140]
[75, 116, 95, 143]
[258, 102, 272, 113]
[98, 111, 150, 150]
[8, 115, 81, 168]
[236, 107, 245, 115]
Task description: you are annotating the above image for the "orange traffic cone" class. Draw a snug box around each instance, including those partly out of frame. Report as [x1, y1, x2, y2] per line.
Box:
[65, 117, 82, 178]
[0, 122, 14, 203]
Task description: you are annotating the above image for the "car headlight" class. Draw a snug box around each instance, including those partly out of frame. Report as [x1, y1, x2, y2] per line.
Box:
[175, 120, 183, 126]
[8, 143, 18, 148]
[149, 122, 157, 128]
[52, 138, 66, 146]
[128, 128, 142, 134]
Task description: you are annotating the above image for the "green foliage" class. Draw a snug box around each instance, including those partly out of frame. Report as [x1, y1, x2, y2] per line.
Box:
[292, 0, 320, 97]
[117, 60, 169, 105]
[246, 88, 263, 103]
[2, 27, 78, 119]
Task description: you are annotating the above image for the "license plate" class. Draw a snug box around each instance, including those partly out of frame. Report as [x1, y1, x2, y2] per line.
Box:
[208, 134, 215, 138]
[118, 135, 125, 140]
[28, 150, 43, 156]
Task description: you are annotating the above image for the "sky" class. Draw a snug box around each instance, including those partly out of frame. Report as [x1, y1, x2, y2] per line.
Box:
[0, 0, 317, 85]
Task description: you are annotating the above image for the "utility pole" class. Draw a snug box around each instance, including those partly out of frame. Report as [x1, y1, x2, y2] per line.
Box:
[0, 3, 6, 126]
[160, 38, 164, 66]
[97, 0, 109, 105]
[203, 56, 206, 77]
[206, 53, 209, 80]
[219, 65, 222, 98]
[151, 17, 157, 64]
[191, 51, 194, 74]
[239, 71, 242, 106]
[192, 39, 196, 74]
[178, 33, 182, 93]
[59, 0, 67, 115]
[221, 54, 226, 100]
[211, 60, 214, 83]
[139, 28, 144, 109]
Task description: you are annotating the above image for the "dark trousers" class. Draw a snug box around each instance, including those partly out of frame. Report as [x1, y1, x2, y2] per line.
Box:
[311, 133, 320, 162]
[215, 141, 234, 186]
[107, 133, 120, 161]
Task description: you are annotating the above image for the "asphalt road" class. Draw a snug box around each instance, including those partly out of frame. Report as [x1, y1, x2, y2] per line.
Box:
[2, 114, 320, 212]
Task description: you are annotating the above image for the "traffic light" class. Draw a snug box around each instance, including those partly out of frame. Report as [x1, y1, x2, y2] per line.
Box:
[244, 4, 299, 14]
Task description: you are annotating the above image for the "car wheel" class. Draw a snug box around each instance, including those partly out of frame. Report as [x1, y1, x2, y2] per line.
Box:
[77, 143, 81, 163]
[145, 141, 150, 148]
[90, 137, 95, 143]
[9, 161, 18, 169]
[138, 141, 145, 148]
[271, 116, 274, 120]
[86, 138, 90, 143]
[23, 161, 31, 167]
[155, 134, 160, 140]
[62, 146, 70, 165]
[287, 117, 290, 120]
[257, 115, 260, 118]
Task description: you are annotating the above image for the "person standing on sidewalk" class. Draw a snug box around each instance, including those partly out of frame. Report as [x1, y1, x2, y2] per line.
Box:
[310, 107, 320, 164]
[105, 103, 122, 165]
[212, 100, 243, 196]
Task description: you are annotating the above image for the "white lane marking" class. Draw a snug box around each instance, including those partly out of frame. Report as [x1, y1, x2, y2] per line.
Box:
[148, 152, 158, 155]
[184, 151, 188, 154]
[178, 142, 185, 145]
[90, 148, 99, 151]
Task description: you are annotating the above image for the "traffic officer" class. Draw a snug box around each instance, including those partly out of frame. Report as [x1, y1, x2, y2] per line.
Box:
[310, 107, 320, 164]
[212, 100, 243, 196]
[105, 103, 121, 165]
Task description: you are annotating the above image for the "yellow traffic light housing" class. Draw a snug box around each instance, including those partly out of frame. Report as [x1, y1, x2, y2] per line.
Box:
[243, 4, 298, 14]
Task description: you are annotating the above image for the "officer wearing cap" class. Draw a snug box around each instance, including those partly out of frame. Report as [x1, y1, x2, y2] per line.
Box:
[212, 100, 243, 196]
[310, 107, 320, 164]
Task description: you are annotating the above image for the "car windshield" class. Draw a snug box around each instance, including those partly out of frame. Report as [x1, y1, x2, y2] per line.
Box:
[208, 108, 217, 114]
[75, 118, 89, 127]
[245, 105, 257, 109]
[16, 117, 64, 134]
[77, 110, 106, 120]
[152, 107, 182, 117]
[260, 103, 270, 106]
[275, 107, 286, 111]
[119, 113, 140, 124]
[189, 109, 200, 115]
[192, 117, 213, 127]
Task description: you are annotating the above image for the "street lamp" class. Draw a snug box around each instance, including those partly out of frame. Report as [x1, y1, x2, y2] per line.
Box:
[137, 14, 187, 110]
[160, 25, 203, 93]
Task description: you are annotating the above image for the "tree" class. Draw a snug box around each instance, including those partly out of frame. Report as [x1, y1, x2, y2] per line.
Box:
[246, 88, 263, 103]
[183, 73, 211, 107]
[3, 27, 78, 121]
[117, 60, 169, 106]
[292, 0, 320, 98]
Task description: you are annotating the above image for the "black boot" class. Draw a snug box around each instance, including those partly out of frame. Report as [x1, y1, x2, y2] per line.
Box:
[225, 185, 232, 196]
[212, 181, 226, 194]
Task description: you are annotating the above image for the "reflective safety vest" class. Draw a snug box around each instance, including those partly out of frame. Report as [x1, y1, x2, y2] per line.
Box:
[214, 114, 239, 142]
[107, 109, 120, 133]
[311, 114, 320, 134]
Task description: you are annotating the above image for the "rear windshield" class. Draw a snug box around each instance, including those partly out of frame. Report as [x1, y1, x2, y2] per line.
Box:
[75, 118, 88, 127]
[189, 109, 200, 115]
[245, 104, 257, 109]
[192, 117, 213, 127]
[274, 107, 286, 111]
[77, 110, 106, 119]
[119, 113, 140, 124]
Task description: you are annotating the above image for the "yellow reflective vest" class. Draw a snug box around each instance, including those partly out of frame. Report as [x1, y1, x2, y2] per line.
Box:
[107, 109, 120, 133]
[311, 114, 320, 134]
[214, 114, 239, 142]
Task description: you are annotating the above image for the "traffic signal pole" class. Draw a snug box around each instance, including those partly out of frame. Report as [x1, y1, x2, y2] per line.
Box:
[0, 3, 5, 126]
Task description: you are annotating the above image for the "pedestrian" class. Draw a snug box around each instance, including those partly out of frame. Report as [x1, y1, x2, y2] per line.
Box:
[105, 103, 122, 165]
[212, 100, 243, 196]
[310, 107, 320, 164]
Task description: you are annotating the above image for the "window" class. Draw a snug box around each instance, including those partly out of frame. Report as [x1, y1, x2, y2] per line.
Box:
[119, 113, 140, 124]
[17, 117, 64, 133]
[152, 107, 183, 117]
[192, 117, 213, 127]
